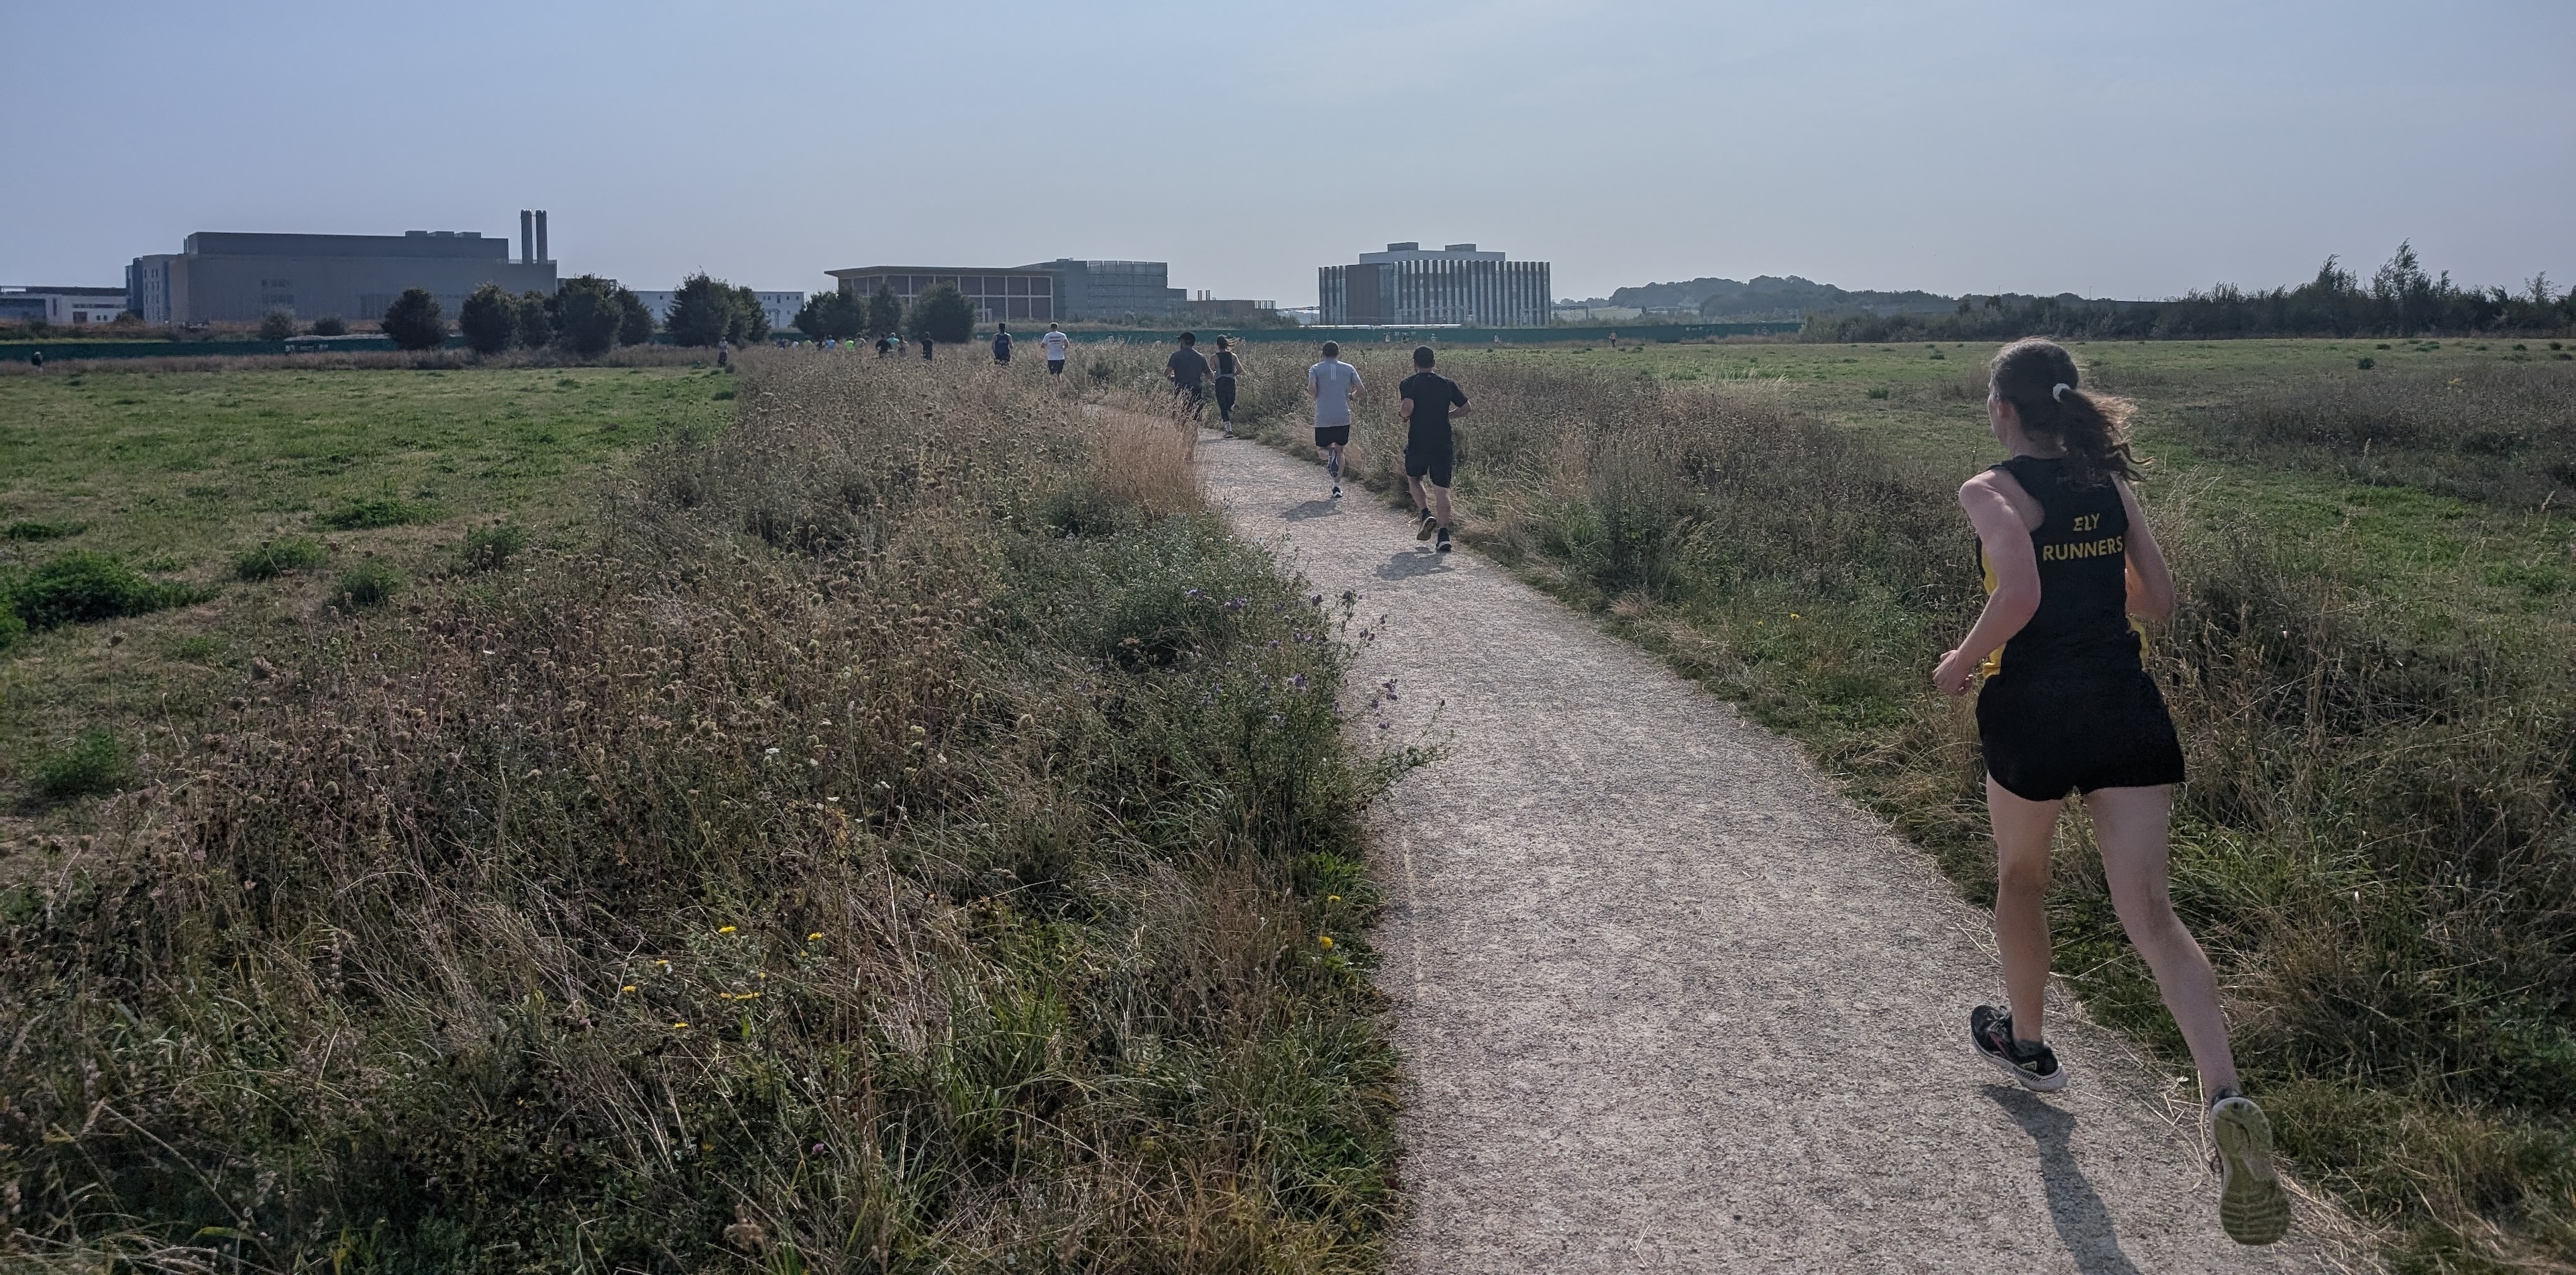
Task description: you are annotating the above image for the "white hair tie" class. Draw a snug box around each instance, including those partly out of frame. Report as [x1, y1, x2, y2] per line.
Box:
[2051, 382, 2073, 401]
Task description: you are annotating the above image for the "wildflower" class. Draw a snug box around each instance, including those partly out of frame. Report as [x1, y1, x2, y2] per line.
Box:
[1185, 588, 1205, 599]
[1287, 674, 1308, 691]
[812, 1142, 828, 1154]
[808, 932, 824, 941]
[657, 960, 671, 969]
[672, 1021, 690, 1029]
[718, 925, 737, 934]
[1269, 714, 1285, 727]
[1317, 935, 1334, 950]
[1223, 597, 1247, 612]
[1789, 613, 1801, 619]
[620, 984, 638, 993]
[1307, 593, 1323, 605]
[765, 747, 780, 756]
[1327, 895, 1342, 903]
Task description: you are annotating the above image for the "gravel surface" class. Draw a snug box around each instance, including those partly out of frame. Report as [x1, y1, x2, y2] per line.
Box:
[1197, 429, 2351, 1274]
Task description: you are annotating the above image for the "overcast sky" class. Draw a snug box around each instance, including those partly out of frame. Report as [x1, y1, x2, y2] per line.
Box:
[12, 1, 2570, 305]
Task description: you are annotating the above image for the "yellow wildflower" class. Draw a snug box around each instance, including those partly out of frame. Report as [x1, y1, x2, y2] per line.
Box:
[808, 932, 823, 941]
[717, 925, 737, 935]
[1317, 935, 1335, 950]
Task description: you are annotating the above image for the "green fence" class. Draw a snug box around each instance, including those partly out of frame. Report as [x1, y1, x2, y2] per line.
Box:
[3, 336, 411, 362]
[1022, 321, 1800, 347]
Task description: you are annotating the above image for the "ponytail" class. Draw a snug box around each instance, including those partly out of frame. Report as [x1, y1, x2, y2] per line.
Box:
[1988, 337, 2141, 487]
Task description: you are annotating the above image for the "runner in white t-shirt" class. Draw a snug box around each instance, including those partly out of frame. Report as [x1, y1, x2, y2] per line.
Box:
[1307, 341, 1362, 499]
[1040, 322, 1071, 376]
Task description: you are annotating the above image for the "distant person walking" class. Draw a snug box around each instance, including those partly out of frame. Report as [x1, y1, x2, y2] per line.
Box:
[1398, 345, 1468, 552]
[1212, 336, 1246, 437]
[27, 349, 42, 371]
[875, 333, 894, 357]
[1040, 322, 1071, 376]
[1306, 341, 1361, 499]
[920, 334, 934, 362]
[717, 338, 731, 369]
[1933, 338, 2287, 1247]
[1165, 330, 1209, 421]
[991, 322, 1013, 366]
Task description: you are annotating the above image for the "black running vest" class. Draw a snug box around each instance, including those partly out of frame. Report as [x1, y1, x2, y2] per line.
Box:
[1980, 456, 2141, 674]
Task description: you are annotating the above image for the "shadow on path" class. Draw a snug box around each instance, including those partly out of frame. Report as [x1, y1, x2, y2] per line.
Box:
[1377, 550, 1454, 581]
[1282, 499, 1344, 523]
[1984, 1086, 2145, 1275]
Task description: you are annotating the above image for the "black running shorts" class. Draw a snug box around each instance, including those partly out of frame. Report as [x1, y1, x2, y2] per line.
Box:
[1405, 442, 1454, 489]
[1976, 666, 2186, 801]
[1313, 424, 1350, 448]
[1047, 358, 1065, 374]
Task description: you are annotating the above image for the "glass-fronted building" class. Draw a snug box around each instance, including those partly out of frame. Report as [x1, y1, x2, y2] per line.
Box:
[1318, 243, 1552, 327]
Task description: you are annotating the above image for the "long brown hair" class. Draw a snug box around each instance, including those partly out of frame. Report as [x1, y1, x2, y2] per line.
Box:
[1988, 338, 2141, 487]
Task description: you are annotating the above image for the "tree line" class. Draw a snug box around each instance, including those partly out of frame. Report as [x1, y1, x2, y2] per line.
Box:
[370, 272, 782, 355]
[791, 283, 975, 345]
[1803, 243, 2576, 344]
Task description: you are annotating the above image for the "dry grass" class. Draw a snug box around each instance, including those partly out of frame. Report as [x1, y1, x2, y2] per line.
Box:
[0, 353, 1397, 1272]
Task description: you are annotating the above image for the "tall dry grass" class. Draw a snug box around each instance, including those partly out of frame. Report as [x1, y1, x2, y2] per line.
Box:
[1227, 350, 2576, 1269]
[0, 352, 1397, 1272]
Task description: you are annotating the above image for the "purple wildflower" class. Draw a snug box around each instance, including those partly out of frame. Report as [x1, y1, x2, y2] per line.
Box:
[1185, 588, 1205, 599]
[1287, 674, 1309, 691]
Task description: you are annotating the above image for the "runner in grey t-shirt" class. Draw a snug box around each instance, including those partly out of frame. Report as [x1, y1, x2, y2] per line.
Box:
[1307, 341, 1362, 499]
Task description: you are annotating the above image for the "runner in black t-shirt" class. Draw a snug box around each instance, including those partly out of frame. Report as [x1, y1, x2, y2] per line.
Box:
[1165, 331, 1210, 422]
[1397, 345, 1470, 553]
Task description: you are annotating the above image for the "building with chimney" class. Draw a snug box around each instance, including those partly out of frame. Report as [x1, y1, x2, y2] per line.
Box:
[1318, 242, 1552, 326]
[126, 213, 559, 327]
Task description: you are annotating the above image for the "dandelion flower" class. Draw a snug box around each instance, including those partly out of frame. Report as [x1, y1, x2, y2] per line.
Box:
[620, 984, 637, 993]
[1327, 895, 1342, 903]
[717, 925, 737, 934]
[672, 1021, 690, 1029]
[657, 960, 671, 969]
[808, 932, 824, 941]
[1317, 935, 1334, 950]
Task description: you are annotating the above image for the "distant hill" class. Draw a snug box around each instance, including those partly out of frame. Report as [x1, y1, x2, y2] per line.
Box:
[1603, 274, 1962, 321]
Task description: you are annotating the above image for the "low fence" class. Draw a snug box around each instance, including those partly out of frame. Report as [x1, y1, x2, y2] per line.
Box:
[3, 336, 408, 362]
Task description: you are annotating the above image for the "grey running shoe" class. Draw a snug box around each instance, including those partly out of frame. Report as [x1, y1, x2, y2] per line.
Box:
[2210, 1092, 2290, 1245]
[1970, 1005, 2066, 1092]
[1415, 513, 1437, 542]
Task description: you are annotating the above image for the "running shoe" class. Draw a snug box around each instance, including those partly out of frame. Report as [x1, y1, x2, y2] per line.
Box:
[1970, 1005, 2066, 1092]
[1436, 526, 1452, 553]
[1415, 513, 1437, 542]
[1331, 484, 1342, 499]
[2209, 1090, 2290, 1245]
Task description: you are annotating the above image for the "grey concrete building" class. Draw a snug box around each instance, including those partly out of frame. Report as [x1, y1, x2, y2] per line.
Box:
[1319, 242, 1552, 326]
[0, 287, 129, 325]
[825, 259, 1190, 324]
[127, 221, 558, 327]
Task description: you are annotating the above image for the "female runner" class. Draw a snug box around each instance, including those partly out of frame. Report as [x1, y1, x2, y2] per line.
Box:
[1933, 338, 2288, 1247]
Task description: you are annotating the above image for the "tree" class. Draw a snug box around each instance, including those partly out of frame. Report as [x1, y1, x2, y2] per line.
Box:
[310, 315, 349, 336]
[552, 276, 624, 357]
[380, 289, 445, 350]
[665, 274, 739, 346]
[907, 285, 975, 344]
[459, 283, 518, 354]
[615, 286, 654, 346]
[729, 285, 771, 343]
[794, 290, 865, 341]
[257, 309, 299, 342]
[515, 291, 555, 350]
[865, 285, 903, 339]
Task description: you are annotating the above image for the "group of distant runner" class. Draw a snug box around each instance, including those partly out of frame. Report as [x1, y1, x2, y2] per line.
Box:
[1168, 332, 2290, 1247]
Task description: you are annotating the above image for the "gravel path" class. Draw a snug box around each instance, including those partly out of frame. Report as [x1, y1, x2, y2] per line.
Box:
[1196, 431, 2347, 1274]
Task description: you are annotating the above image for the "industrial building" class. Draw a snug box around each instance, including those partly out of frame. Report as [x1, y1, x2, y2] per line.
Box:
[1318, 242, 1552, 327]
[825, 259, 1197, 323]
[0, 286, 129, 325]
[631, 290, 807, 332]
[126, 211, 559, 326]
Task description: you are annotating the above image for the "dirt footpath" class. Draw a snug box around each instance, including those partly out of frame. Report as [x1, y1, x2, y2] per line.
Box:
[1196, 432, 2349, 1274]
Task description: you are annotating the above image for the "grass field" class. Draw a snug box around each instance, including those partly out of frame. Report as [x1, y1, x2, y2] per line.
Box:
[1207, 336, 2576, 1272]
[0, 364, 737, 825]
[0, 354, 1397, 1271]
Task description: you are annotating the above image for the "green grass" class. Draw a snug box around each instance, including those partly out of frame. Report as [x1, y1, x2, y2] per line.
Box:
[0, 366, 732, 813]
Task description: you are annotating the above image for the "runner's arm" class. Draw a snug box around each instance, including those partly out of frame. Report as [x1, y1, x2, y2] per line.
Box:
[1934, 472, 2041, 696]
[2116, 478, 2175, 622]
[1450, 385, 1470, 418]
[1399, 395, 1414, 422]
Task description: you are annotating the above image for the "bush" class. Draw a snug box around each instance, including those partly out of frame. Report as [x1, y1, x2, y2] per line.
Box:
[616, 286, 654, 346]
[908, 284, 975, 344]
[380, 288, 445, 351]
[865, 284, 903, 338]
[10, 551, 202, 629]
[313, 497, 425, 530]
[665, 273, 745, 347]
[257, 309, 299, 342]
[458, 522, 528, 573]
[233, 536, 329, 580]
[4, 519, 85, 541]
[515, 291, 555, 350]
[551, 276, 623, 357]
[458, 283, 518, 354]
[793, 290, 866, 342]
[332, 560, 404, 609]
[309, 314, 349, 336]
[30, 729, 128, 800]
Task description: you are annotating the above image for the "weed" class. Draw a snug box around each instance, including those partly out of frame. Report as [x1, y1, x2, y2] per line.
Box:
[10, 550, 203, 629]
[1867, 387, 1892, 399]
[458, 521, 529, 573]
[171, 634, 223, 660]
[331, 559, 404, 608]
[232, 536, 329, 580]
[4, 519, 86, 540]
[313, 495, 426, 529]
[31, 729, 128, 800]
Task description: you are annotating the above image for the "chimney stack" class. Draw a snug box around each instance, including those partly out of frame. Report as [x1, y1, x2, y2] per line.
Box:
[520, 210, 534, 265]
[535, 210, 549, 265]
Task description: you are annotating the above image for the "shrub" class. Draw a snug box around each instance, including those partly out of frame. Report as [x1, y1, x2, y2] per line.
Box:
[0, 605, 24, 652]
[2358, 356, 2376, 369]
[551, 276, 624, 357]
[865, 283, 903, 338]
[11, 551, 201, 629]
[332, 560, 404, 609]
[257, 309, 299, 342]
[233, 536, 329, 580]
[458, 283, 518, 354]
[380, 288, 445, 350]
[793, 289, 866, 342]
[616, 285, 655, 346]
[515, 291, 555, 350]
[313, 497, 425, 529]
[907, 285, 975, 344]
[458, 522, 528, 573]
[4, 519, 85, 541]
[665, 273, 749, 347]
[309, 314, 349, 337]
[30, 729, 128, 800]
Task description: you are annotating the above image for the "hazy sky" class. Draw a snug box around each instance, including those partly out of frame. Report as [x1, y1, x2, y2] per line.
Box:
[13, 1, 2571, 305]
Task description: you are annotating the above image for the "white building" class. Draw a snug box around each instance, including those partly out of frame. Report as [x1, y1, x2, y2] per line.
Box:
[1, 287, 131, 326]
[1318, 243, 1552, 327]
[631, 289, 808, 332]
